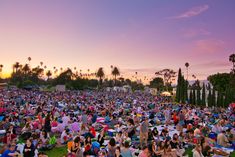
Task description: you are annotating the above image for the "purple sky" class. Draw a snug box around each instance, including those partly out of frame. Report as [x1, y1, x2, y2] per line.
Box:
[0, 0, 234, 82]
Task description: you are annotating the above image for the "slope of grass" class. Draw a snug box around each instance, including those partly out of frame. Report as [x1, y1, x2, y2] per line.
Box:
[43, 146, 67, 157]
[43, 146, 234, 157]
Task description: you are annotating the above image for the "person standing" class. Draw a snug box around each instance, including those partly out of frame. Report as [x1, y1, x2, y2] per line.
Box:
[23, 139, 35, 157]
[178, 111, 185, 132]
[44, 113, 51, 133]
[140, 117, 149, 149]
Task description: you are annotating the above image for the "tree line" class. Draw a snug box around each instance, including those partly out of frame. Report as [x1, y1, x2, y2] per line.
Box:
[0, 58, 146, 90]
[176, 53, 235, 107]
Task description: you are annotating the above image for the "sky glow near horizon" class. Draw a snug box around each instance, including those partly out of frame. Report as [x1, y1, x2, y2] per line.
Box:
[0, 0, 235, 82]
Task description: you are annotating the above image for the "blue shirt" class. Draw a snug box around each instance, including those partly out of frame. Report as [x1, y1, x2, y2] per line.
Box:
[2, 149, 15, 157]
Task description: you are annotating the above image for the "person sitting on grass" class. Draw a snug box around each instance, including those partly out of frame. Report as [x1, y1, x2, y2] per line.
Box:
[61, 128, 72, 145]
[38, 152, 48, 157]
[108, 138, 116, 157]
[121, 141, 132, 157]
[23, 139, 35, 157]
[3, 131, 16, 145]
[192, 144, 203, 157]
[162, 139, 177, 157]
[2, 144, 20, 157]
[138, 145, 149, 157]
[97, 129, 105, 146]
[217, 130, 231, 148]
[68, 136, 83, 157]
[84, 136, 92, 155]
[39, 130, 50, 149]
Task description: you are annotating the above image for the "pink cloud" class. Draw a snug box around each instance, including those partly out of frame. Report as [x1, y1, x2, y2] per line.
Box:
[173, 5, 209, 19]
[193, 61, 230, 68]
[195, 39, 225, 53]
[183, 28, 210, 38]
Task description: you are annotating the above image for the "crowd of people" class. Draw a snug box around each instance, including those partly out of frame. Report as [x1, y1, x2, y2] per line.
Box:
[0, 88, 234, 157]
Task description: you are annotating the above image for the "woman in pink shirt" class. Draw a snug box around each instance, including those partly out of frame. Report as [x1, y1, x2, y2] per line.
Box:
[138, 146, 149, 157]
[51, 117, 58, 127]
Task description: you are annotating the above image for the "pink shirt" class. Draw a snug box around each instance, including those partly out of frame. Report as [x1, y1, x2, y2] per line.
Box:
[138, 151, 148, 157]
[51, 121, 58, 127]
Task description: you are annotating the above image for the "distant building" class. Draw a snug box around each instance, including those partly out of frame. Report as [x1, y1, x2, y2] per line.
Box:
[55, 85, 66, 92]
[0, 83, 7, 89]
[144, 87, 158, 95]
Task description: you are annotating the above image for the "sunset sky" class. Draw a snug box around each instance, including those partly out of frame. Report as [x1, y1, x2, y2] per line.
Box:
[0, 0, 234, 82]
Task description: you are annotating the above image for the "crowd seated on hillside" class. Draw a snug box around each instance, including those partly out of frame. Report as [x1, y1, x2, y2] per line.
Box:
[0, 88, 234, 157]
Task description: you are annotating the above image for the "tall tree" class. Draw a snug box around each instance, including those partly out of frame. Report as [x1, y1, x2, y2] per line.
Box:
[0, 65, 3, 78]
[111, 66, 120, 85]
[149, 77, 164, 91]
[176, 68, 182, 102]
[197, 87, 201, 106]
[207, 84, 212, 107]
[184, 80, 189, 103]
[32, 67, 44, 78]
[96, 67, 105, 85]
[192, 89, 196, 105]
[13, 62, 21, 73]
[155, 69, 176, 86]
[201, 83, 206, 106]
[22, 64, 30, 74]
[185, 62, 189, 80]
[46, 70, 52, 80]
[28, 57, 31, 65]
[208, 73, 230, 92]
[217, 91, 222, 107]
[212, 88, 216, 107]
[229, 53, 235, 73]
[0, 64, 3, 72]
[189, 90, 193, 104]
[182, 77, 186, 102]
[176, 68, 187, 103]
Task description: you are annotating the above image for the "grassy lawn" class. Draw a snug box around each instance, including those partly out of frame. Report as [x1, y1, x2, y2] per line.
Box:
[43, 146, 67, 157]
[43, 147, 234, 157]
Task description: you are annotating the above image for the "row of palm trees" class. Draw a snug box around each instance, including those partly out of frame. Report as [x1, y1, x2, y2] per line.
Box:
[9, 57, 123, 83]
[96, 66, 120, 84]
[184, 53, 235, 81]
[1, 53, 235, 83]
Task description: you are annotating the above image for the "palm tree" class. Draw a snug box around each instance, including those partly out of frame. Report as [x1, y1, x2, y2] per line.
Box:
[87, 69, 90, 79]
[13, 62, 20, 73]
[32, 66, 44, 78]
[54, 69, 58, 75]
[27, 57, 31, 65]
[75, 71, 78, 78]
[40, 62, 43, 67]
[0, 64, 3, 73]
[22, 64, 30, 74]
[96, 67, 105, 85]
[229, 53, 235, 73]
[111, 66, 120, 85]
[46, 70, 52, 80]
[44, 66, 47, 69]
[185, 62, 189, 80]
[135, 72, 138, 81]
